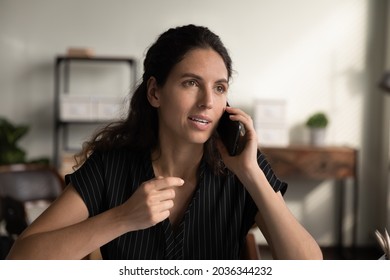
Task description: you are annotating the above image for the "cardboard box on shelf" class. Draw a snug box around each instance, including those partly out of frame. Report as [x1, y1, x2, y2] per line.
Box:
[254, 99, 289, 147]
[60, 95, 124, 121]
[66, 47, 95, 57]
[60, 95, 92, 121]
[255, 123, 289, 147]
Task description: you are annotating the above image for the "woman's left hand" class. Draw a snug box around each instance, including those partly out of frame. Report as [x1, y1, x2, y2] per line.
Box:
[216, 106, 259, 178]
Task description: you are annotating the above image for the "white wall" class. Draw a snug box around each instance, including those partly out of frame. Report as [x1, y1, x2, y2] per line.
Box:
[0, 0, 387, 247]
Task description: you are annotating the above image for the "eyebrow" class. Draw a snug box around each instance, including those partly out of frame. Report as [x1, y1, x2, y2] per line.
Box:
[180, 73, 229, 84]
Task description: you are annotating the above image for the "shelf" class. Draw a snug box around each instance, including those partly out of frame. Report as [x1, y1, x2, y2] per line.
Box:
[260, 145, 357, 179]
[57, 120, 114, 125]
[56, 55, 136, 63]
[53, 55, 137, 168]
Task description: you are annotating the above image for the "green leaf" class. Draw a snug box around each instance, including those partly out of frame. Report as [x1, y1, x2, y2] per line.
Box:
[305, 112, 329, 128]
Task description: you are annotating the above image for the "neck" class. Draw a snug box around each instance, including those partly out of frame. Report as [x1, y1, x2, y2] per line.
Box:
[151, 144, 203, 182]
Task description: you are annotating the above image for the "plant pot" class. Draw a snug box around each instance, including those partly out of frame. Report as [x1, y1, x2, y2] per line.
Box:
[309, 128, 326, 146]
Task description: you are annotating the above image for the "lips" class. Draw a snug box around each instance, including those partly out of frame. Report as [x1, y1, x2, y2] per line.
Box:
[188, 115, 212, 130]
[188, 116, 210, 124]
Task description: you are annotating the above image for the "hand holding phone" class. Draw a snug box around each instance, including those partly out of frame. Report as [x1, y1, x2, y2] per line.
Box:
[217, 109, 243, 156]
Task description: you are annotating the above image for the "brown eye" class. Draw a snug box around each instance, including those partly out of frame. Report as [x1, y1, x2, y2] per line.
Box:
[183, 80, 198, 87]
[215, 85, 226, 94]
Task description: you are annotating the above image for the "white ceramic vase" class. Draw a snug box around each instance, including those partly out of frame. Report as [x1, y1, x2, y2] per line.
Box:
[309, 128, 326, 146]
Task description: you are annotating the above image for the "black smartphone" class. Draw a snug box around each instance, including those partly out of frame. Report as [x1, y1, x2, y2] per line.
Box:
[217, 109, 243, 156]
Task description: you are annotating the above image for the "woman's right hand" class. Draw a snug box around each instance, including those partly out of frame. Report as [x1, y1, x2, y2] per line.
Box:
[119, 176, 184, 231]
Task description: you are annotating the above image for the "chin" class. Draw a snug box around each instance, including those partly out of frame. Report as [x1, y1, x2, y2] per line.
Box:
[188, 131, 213, 145]
[191, 136, 210, 145]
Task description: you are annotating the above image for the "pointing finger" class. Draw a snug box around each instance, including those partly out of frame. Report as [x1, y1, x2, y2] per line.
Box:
[153, 176, 185, 190]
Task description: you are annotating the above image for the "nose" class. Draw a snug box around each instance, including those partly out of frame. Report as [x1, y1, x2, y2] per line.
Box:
[197, 86, 213, 109]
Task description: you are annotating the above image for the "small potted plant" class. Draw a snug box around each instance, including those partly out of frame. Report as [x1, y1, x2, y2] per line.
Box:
[0, 117, 49, 165]
[305, 112, 329, 146]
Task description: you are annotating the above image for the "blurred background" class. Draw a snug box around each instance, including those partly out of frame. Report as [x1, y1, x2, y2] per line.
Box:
[0, 0, 389, 256]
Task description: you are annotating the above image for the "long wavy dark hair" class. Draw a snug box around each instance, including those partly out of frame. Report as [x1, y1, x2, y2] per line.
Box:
[75, 24, 233, 173]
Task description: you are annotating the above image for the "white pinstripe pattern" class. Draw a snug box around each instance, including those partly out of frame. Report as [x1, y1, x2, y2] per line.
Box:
[65, 149, 287, 259]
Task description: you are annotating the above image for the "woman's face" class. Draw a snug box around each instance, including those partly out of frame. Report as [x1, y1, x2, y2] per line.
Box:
[149, 48, 229, 147]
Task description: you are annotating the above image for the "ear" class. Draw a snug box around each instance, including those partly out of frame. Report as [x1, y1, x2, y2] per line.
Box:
[146, 77, 161, 108]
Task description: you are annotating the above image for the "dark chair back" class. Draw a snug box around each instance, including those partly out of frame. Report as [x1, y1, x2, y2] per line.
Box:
[0, 164, 65, 254]
[0, 164, 64, 202]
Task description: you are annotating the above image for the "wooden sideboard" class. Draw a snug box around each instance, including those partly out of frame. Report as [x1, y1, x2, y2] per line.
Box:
[260, 145, 358, 248]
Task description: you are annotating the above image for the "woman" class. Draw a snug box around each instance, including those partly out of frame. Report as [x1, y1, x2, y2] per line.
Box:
[7, 24, 322, 260]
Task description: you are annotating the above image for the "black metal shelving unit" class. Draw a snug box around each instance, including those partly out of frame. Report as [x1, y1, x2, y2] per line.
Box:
[53, 56, 137, 168]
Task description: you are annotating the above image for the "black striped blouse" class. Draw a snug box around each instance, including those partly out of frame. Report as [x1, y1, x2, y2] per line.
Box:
[65, 148, 287, 259]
